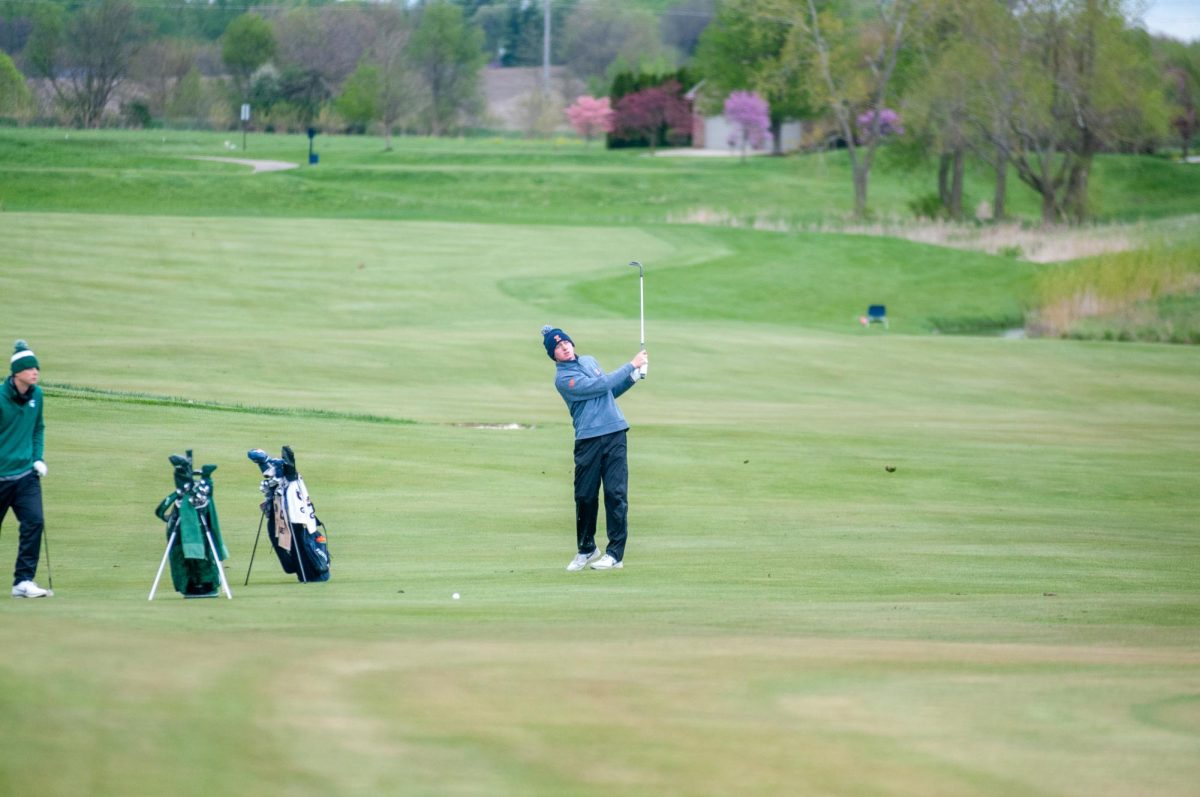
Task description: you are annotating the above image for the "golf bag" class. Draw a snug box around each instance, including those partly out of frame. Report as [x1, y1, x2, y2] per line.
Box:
[246, 446, 330, 582]
[150, 450, 231, 599]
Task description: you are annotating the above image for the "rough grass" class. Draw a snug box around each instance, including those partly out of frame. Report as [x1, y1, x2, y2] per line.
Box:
[1030, 244, 1200, 342]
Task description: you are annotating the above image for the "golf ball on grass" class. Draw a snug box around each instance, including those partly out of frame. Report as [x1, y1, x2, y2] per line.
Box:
[452, 592, 460, 600]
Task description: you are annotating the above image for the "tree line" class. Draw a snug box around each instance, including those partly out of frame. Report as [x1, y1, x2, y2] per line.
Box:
[692, 0, 1199, 222]
[0, 0, 1196, 223]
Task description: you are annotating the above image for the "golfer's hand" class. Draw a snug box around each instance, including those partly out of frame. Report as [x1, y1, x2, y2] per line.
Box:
[632, 350, 648, 369]
[33, 460, 47, 478]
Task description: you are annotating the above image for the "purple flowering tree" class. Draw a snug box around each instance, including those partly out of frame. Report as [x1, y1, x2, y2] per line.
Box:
[855, 107, 903, 141]
[613, 81, 692, 154]
[723, 91, 771, 161]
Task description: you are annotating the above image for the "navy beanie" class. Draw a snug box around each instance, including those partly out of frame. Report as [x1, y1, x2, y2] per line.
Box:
[541, 325, 573, 359]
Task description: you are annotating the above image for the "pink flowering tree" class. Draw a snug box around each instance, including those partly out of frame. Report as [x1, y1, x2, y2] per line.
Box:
[855, 108, 903, 141]
[723, 91, 771, 161]
[613, 80, 692, 154]
[565, 95, 615, 146]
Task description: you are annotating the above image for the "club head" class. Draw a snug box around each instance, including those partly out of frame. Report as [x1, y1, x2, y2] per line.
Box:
[629, 260, 644, 277]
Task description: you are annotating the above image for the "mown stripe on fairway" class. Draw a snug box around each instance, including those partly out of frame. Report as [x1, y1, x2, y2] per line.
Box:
[42, 382, 417, 425]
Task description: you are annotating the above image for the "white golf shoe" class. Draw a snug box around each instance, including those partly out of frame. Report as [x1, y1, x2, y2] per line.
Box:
[566, 549, 603, 571]
[590, 554, 623, 570]
[11, 580, 51, 598]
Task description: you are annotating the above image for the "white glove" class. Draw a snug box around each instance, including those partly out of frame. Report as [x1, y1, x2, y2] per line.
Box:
[630, 368, 641, 382]
[33, 460, 47, 478]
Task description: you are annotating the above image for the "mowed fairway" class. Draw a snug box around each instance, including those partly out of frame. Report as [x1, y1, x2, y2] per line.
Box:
[1, 139, 1199, 796]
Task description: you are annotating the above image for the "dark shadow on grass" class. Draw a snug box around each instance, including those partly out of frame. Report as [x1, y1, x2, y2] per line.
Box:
[42, 382, 417, 426]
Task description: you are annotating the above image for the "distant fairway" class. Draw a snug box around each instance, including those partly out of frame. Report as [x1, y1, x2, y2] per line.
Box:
[0, 131, 1198, 796]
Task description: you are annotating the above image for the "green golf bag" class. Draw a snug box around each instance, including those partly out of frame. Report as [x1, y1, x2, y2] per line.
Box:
[149, 450, 231, 599]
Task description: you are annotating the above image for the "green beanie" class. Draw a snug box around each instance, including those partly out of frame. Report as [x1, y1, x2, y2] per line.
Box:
[10, 340, 39, 374]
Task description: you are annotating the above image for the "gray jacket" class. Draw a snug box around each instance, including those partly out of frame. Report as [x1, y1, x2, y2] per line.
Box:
[554, 355, 637, 440]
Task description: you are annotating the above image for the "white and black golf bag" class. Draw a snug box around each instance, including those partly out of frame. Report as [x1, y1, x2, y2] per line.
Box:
[246, 446, 331, 583]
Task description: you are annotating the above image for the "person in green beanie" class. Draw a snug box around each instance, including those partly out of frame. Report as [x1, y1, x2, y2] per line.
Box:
[1, 340, 50, 598]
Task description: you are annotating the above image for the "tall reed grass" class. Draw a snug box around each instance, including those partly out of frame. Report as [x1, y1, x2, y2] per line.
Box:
[1029, 244, 1200, 342]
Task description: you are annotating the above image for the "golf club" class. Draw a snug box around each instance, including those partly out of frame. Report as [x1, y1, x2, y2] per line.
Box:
[0, 517, 56, 596]
[41, 525, 52, 592]
[629, 261, 647, 378]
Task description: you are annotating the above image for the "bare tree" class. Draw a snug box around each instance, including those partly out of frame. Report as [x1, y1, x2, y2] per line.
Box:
[337, 4, 417, 148]
[27, 0, 140, 127]
[561, 3, 674, 88]
[904, 29, 977, 220]
[273, 5, 374, 94]
[800, 0, 922, 218]
[517, 87, 563, 137]
[661, 0, 716, 58]
[372, 8, 418, 149]
[960, 0, 1020, 221]
[1004, 0, 1167, 223]
[409, 1, 486, 136]
[133, 38, 197, 118]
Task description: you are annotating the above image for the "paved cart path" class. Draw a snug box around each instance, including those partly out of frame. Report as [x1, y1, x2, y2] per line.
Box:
[187, 156, 299, 173]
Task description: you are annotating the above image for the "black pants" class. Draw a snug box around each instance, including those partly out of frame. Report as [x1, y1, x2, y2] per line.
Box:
[0, 472, 44, 586]
[574, 429, 628, 561]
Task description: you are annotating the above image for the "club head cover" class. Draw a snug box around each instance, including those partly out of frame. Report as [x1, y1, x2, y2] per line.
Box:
[281, 446, 298, 481]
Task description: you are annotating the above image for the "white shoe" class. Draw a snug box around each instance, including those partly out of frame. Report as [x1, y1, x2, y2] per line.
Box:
[590, 554, 623, 570]
[566, 549, 603, 571]
[11, 580, 50, 598]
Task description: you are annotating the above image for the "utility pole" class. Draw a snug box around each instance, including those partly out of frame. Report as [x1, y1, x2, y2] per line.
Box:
[542, 0, 551, 93]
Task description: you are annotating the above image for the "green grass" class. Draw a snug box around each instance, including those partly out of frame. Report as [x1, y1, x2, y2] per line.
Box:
[3, 127, 1199, 224]
[1, 130, 1198, 796]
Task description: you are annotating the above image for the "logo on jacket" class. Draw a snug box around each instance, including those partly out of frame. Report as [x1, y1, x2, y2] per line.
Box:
[29, 400, 35, 408]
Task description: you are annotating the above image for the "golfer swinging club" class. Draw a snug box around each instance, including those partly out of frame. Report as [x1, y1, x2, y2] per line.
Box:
[542, 324, 647, 571]
[1, 340, 51, 598]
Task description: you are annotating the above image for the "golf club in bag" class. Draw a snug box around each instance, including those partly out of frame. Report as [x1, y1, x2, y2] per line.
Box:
[244, 446, 330, 584]
[149, 450, 232, 600]
[629, 261, 648, 378]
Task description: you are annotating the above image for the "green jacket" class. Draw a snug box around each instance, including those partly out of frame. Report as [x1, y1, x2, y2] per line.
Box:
[0, 377, 44, 478]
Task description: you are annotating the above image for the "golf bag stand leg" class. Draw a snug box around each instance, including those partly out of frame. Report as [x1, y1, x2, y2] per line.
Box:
[203, 524, 233, 600]
[148, 530, 177, 601]
[244, 508, 266, 586]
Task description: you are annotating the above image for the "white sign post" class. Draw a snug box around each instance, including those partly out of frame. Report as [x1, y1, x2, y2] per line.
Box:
[240, 104, 250, 151]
